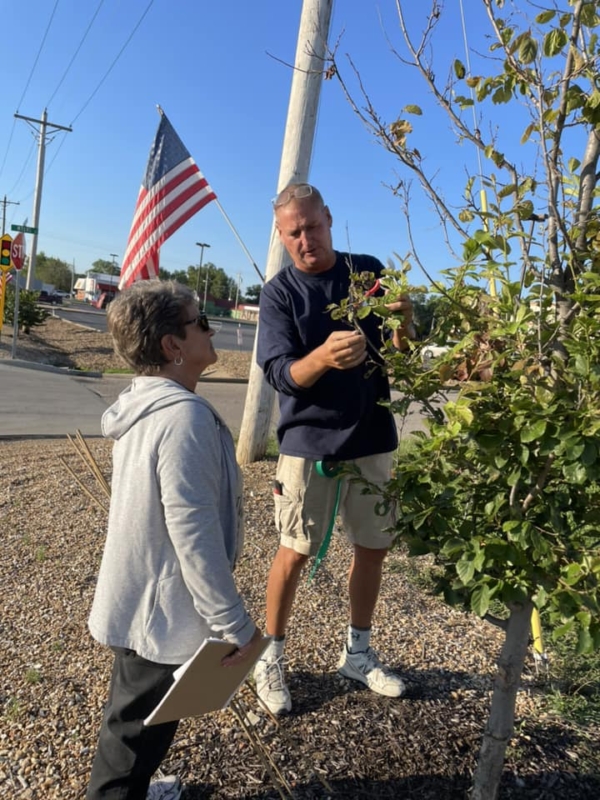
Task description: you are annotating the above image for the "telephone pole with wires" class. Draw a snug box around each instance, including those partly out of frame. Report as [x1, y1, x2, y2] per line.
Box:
[1, 195, 19, 236]
[14, 109, 72, 289]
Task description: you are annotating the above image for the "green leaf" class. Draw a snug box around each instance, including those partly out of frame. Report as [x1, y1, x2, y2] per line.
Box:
[518, 35, 538, 64]
[535, 10, 556, 24]
[562, 461, 587, 484]
[471, 584, 491, 617]
[520, 122, 536, 145]
[456, 559, 475, 584]
[568, 157, 581, 173]
[454, 59, 466, 79]
[520, 419, 547, 442]
[553, 620, 575, 640]
[543, 28, 568, 57]
[562, 563, 583, 586]
[403, 104, 423, 116]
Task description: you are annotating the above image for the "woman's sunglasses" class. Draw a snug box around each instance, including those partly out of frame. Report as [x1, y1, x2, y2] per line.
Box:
[183, 313, 210, 332]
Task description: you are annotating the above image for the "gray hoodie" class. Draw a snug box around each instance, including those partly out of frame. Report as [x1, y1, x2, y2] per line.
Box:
[88, 377, 254, 664]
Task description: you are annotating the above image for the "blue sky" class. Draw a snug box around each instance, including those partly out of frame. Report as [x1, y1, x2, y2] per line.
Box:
[0, 0, 500, 292]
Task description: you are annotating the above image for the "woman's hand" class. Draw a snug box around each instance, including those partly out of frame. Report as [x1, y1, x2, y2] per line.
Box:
[221, 626, 264, 667]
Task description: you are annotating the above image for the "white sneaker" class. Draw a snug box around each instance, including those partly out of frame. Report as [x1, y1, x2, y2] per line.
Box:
[254, 656, 292, 715]
[337, 646, 406, 698]
[146, 774, 182, 800]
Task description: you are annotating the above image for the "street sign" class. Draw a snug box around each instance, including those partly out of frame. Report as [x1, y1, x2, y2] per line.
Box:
[11, 232, 25, 271]
[11, 224, 38, 234]
[1, 233, 12, 270]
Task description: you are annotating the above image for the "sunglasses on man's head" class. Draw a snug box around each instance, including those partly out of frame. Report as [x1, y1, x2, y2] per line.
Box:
[272, 184, 314, 208]
[183, 313, 210, 332]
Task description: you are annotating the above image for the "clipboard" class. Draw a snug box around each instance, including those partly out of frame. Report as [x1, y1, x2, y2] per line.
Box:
[144, 636, 271, 726]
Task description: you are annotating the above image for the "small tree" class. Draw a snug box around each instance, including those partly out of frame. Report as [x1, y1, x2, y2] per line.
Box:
[3, 286, 49, 333]
[329, 2, 600, 797]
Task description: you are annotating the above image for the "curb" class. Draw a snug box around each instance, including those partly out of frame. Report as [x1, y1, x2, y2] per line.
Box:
[0, 358, 249, 384]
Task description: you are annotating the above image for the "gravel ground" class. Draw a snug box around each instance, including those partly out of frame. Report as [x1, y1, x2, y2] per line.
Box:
[1, 320, 599, 799]
[0, 316, 253, 380]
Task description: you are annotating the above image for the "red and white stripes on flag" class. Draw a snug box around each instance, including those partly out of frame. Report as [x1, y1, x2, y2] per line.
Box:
[119, 110, 216, 290]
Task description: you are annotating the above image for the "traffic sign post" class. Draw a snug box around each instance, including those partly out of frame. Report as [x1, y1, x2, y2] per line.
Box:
[11, 233, 25, 271]
[1, 233, 12, 270]
[11, 224, 38, 235]
[0, 234, 13, 338]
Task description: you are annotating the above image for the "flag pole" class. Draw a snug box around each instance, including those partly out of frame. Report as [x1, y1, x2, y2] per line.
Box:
[214, 199, 265, 283]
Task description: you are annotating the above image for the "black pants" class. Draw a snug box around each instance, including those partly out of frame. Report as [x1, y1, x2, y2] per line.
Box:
[86, 647, 180, 799]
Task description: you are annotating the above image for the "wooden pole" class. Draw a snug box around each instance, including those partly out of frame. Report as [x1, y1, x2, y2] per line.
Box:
[236, 0, 334, 465]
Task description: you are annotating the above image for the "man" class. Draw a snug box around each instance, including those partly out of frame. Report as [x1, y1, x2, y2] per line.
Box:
[254, 183, 415, 715]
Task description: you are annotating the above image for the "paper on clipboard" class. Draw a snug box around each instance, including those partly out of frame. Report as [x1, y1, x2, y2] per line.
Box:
[144, 636, 271, 726]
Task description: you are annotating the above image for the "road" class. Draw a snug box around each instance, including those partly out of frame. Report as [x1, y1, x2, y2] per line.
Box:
[52, 303, 257, 353]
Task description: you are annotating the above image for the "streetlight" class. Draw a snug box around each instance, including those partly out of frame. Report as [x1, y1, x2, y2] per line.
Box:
[109, 253, 119, 276]
[195, 242, 211, 311]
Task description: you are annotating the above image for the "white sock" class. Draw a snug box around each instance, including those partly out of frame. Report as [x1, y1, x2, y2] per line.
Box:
[264, 636, 285, 661]
[347, 625, 371, 654]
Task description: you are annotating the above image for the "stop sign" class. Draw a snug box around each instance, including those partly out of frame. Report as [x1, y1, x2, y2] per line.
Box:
[11, 232, 25, 271]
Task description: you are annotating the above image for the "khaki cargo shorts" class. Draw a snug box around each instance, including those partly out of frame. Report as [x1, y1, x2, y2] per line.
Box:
[273, 452, 396, 556]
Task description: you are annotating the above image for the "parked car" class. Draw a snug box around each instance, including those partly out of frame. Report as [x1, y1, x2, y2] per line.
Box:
[38, 291, 63, 305]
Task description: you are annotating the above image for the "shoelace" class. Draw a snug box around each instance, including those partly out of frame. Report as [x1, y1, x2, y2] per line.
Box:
[357, 648, 393, 676]
[264, 656, 287, 689]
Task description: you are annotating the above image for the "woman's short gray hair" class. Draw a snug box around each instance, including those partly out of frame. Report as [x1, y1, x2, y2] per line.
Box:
[107, 280, 195, 375]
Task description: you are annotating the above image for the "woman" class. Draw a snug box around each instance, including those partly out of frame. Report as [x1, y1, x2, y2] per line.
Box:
[86, 280, 262, 799]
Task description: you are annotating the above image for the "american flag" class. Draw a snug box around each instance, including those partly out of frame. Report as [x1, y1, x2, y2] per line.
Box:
[119, 110, 216, 289]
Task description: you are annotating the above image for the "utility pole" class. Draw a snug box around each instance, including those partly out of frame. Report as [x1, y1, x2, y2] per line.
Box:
[1, 195, 19, 235]
[195, 242, 210, 310]
[234, 272, 243, 309]
[236, 0, 334, 465]
[70, 259, 76, 297]
[14, 109, 72, 289]
[109, 253, 119, 276]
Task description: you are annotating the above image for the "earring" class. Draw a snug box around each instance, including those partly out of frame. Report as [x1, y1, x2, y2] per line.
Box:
[174, 355, 183, 366]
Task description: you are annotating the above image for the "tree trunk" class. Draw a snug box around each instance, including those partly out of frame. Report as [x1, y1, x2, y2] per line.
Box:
[471, 601, 533, 800]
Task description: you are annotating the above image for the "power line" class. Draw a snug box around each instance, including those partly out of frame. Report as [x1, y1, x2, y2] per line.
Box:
[70, 0, 157, 126]
[45, 0, 107, 109]
[15, 0, 61, 113]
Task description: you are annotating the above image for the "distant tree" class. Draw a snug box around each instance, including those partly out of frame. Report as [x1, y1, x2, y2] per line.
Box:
[35, 252, 72, 292]
[92, 258, 118, 276]
[209, 266, 231, 300]
[244, 284, 262, 304]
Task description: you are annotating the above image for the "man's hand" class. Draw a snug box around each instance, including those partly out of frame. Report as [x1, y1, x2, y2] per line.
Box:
[221, 626, 264, 668]
[320, 330, 367, 370]
[289, 330, 367, 388]
[385, 294, 416, 350]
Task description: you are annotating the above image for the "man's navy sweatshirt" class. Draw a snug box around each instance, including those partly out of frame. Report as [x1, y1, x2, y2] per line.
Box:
[257, 251, 398, 461]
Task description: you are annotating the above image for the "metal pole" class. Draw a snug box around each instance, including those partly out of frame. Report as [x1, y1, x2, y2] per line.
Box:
[196, 242, 210, 310]
[110, 253, 119, 276]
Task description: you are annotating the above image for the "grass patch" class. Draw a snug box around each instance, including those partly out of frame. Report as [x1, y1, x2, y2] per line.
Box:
[4, 698, 21, 721]
[539, 623, 600, 727]
[102, 368, 134, 375]
[25, 668, 42, 684]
